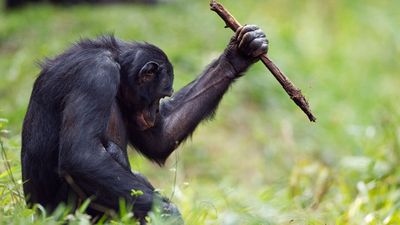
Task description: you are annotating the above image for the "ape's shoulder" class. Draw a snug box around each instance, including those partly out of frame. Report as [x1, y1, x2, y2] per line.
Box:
[39, 35, 120, 69]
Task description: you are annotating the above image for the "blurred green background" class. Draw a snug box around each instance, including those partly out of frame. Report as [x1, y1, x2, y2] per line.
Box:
[0, 0, 399, 224]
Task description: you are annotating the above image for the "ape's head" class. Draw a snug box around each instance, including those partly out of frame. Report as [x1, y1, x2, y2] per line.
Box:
[118, 43, 174, 130]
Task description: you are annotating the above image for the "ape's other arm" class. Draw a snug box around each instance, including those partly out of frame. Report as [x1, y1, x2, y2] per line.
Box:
[58, 51, 155, 218]
[129, 25, 268, 163]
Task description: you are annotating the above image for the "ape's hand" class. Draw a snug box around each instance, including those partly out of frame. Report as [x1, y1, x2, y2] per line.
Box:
[235, 25, 268, 58]
[223, 24, 268, 75]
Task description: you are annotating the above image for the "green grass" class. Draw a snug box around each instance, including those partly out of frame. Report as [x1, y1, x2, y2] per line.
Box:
[1, 0, 399, 224]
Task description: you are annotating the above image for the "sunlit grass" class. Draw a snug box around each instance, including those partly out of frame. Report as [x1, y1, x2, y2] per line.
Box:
[1, 0, 400, 224]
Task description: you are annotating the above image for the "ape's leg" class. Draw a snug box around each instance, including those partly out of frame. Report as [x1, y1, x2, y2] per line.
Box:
[105, 141, 131, 170]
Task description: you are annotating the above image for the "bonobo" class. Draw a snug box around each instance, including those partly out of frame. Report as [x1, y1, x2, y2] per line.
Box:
[21, 25, 268, 222]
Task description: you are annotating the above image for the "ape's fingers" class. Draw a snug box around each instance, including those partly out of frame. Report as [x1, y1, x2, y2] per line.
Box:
[250, 41, 269, 58]
[237, 25, 259, 42]
[238, 29, 266, 51]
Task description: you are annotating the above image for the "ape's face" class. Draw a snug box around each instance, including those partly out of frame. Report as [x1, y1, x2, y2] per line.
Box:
[133, 60, 174, 130]
[120, 62, 173, 130]
[118, 44, 174, 130]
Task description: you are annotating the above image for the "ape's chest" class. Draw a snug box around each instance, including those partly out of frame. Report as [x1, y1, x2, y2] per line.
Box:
[106, 102, 128, 149]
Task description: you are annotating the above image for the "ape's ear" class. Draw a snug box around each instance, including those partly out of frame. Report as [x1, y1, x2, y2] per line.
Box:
[139, 61, 159, 84]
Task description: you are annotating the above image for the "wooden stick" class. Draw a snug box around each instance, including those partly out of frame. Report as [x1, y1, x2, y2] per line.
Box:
[210, 0, 316, 122]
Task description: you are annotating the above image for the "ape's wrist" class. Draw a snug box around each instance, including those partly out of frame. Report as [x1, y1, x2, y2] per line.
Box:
[221, 46, 255, 78]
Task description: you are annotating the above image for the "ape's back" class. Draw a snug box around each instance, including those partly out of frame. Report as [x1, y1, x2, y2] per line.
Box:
[21, 36, 123, 210]
[21, 74, 65, 209]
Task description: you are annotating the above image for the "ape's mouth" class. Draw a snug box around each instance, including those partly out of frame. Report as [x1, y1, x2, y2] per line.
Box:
[134, 99, 163, 131]
[136, 106, 159, 131]
[137, 112, 155, 130]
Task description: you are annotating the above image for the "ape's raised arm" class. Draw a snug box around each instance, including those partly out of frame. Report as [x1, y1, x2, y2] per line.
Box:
[129, 25, 268, 164]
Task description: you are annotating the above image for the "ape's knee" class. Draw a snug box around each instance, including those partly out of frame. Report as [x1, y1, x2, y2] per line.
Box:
[149, 195, 184, 224]
[161, 200, 181, 218]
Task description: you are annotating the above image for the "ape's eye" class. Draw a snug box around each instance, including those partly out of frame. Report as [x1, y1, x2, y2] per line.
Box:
[161, 76, 167, 86]
[142, 73, 155, 82]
